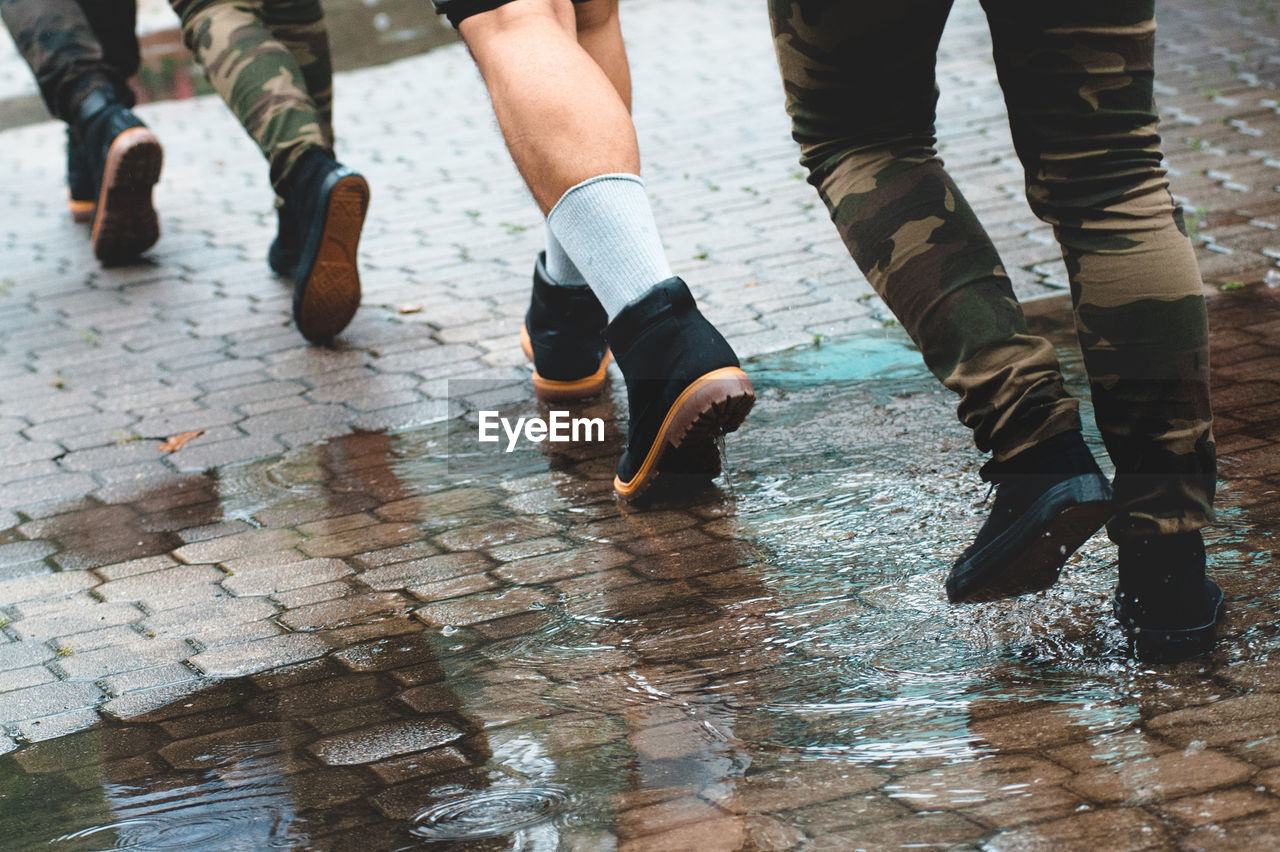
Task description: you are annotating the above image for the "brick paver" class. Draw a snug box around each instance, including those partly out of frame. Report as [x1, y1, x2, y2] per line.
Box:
[0, 0, 1279, 848]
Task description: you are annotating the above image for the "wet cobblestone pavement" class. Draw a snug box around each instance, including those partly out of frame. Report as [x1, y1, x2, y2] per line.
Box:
[2, 0, 1280, 848]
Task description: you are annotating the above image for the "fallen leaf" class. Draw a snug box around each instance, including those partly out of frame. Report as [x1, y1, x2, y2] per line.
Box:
[398, 304, 424, 314]
[157, 430, 205, 453]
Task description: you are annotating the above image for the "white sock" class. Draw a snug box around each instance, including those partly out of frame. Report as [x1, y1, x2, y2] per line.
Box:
[547, 173, 673, 321]
[543, 222, 588, 287]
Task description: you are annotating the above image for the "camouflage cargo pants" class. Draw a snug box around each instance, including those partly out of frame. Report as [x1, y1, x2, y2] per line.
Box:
[171, 0, 333, 189]
[770, 0, 1214, 541]
[0, 0, 138, 120]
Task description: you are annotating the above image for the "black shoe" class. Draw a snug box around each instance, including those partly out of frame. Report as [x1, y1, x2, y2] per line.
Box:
[278, 147, 369, 342]
[66, 127, 94, 224]
[268, 207, 300, 279]
[1114, 532, 1222, 663]
[946, 430, 1113, 603]
[605, 278, 755, 500]
[520, 252, 611, 402]
[75, 92, 162, 264]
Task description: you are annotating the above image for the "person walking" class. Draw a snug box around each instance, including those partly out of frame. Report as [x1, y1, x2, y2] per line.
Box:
[769, 0, 1219, 662]
[2, 0, 163, 264]
[434, 0, 756, 500]
[169, 0, 368, 342]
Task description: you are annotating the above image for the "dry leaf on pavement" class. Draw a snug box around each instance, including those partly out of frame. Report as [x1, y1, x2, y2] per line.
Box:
[157, 430, 205, 452]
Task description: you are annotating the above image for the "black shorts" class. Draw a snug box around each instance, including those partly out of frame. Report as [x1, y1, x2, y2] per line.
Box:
[432, 0, 591, 29]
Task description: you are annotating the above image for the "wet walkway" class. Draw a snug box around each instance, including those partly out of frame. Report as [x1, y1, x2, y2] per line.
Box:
[1, 0, 1280, 848]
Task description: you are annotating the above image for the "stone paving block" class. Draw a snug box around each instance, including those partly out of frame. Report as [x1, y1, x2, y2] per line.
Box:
[375, 487, 498, 522]
[1160, 788, 1280, 829]
[0, 641, 55, 672]
[93, 554, 180, 582]
[485, 535, 573, 563]
[434, 515, 563, 551]
[13, 708, 104, 744]
[614, 793, 741, 846]
[889, 753, 1074, 812]
[367, 744, 472, 785]
[715, 762, 886, 816]
[308, 718, 466, 766]
[155, 720, 292, 770]
[220, 556, 352, 596]
[299, 522, 422, 559]
[9, 591, 102, 619]
[277, 591, 414, 632]
[413, 587, 553, 628]
[350, 542, 447, 571]
[272, 581, 354, 609]
[141, 597, 281, 635]
[1044, 730, 1173, 774]
[0, 473, 99, 509]
[101, 663, 202, 698]
[294, 513, 380, 537]
[492, 544, 631, 585]
[171, 528, 303, 564]
[0, 560, 52, 583]
[1148, 694, 1280, 747]
[359, 551, 493, 591]
[775, 794, 912, 838]
[0, 540, 55, 567]
[188, 620, 284, 650]
[168, 435, 288, 472]
[809, 812, 989, 851]
[0, 665, 56, 694]
[0, 571, 98, 604]
[0, 459, 62, 485]
[326, 637, 440, 678]
[8, 601, 145, 640]
[95, 565, 225, 604]
[407, 573, 497, 602]
[984, 806, 1170, 851]
[53, 639, 191, 681]
[249, 672, 386, 719]
[0, 680, 104, 724]
[187, 634, 330, 678]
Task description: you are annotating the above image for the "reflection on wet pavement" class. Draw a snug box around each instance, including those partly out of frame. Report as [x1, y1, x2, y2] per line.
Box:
[0, 289, 1279, 849]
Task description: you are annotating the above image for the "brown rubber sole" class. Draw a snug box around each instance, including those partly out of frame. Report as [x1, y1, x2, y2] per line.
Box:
[614, 366, 755, 500]
[68, 195, 94, 225]
[90, 127, 162, 264]
[953, 500, 1113, 603]
[295, 174, 369, 342]
[520, 323, 611, 402]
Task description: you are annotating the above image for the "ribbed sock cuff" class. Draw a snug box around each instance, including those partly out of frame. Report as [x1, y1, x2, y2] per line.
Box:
[547, 173, 673, 321]
[543, 222, 588, 288]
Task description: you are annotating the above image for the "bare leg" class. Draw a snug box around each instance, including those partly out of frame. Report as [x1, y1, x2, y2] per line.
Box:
[573, 0, 630, 111]
[459, 0, 638, 213]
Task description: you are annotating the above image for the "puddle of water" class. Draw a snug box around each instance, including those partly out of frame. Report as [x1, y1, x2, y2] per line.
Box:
[410, 786, 569, 840]
[0, 318, 1276, 849]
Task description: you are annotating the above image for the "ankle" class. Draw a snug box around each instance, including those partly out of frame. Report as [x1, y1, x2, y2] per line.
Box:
[276, 146, 334, 200]
[1117, 532, 1209, 625]
[981, 430, 1100, 487]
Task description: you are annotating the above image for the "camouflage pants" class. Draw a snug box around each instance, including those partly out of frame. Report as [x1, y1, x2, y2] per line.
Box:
[171, 0, 333, 189]
[770, 0, 1214, 540]
[0, 0, 138, 120]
